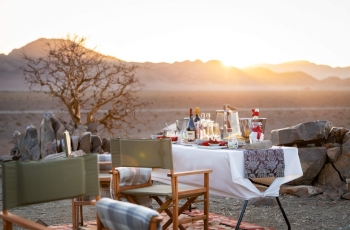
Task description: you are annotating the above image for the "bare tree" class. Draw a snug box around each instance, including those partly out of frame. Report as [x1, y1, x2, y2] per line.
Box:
[20, 34, 149, 137]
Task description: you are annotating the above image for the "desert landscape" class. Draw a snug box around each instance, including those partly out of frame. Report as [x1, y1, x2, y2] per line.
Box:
[0, 89, 349, 156]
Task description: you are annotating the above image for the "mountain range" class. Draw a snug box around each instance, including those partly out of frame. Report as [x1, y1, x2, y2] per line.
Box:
[1, 38, 349, 91]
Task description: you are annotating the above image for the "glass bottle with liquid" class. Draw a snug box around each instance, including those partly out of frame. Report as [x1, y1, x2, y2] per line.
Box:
[187, 108, 196, 142]
[194, 107, 201, 139]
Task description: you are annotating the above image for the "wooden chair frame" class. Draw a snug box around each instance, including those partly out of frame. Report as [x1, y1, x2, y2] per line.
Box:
[110, 138, 212, 230]
[0, 154, 101, 230]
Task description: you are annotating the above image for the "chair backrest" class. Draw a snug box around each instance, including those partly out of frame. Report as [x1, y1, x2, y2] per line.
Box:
[110, 138, 173, 169]
[2, 154, 100, 210]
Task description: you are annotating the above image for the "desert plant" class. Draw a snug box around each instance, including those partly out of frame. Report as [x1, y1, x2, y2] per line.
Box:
[20, 34, 149, 136]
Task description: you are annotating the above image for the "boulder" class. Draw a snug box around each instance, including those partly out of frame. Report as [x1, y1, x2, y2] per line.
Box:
[314, 163, 345, 192]
[71, 135, 80, 151]
[72, 125, 88, 137]
[288, 147, 327, 185]
[333, 142, 350, 180]
[325, 127, 349, 144]
[102, 138, 110, 153]
[270, 120, 333, 146]
[343, 131, 350, 144]
[91, 135, 102, 153]
[24, 125, 40, 160]
[326, 147, 341, 163]
[12, 130, 26, 160]
[40, 112, 61, 158]
[80, 132, 91, 154]
[280, 185, 323, 197]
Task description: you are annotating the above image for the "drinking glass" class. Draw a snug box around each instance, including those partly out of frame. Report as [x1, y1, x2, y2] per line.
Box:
[213, 122, 220, 140]
[206, 113, 211, 121]
[200, 113, 206, 120]
[228, 136, 238, 149]
[205, 121, 213, 139]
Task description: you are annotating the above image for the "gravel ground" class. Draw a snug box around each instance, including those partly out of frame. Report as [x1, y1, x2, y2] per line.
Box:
[1, 177, 349, 230]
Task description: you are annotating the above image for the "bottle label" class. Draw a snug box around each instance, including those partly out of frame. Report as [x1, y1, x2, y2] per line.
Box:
[187, 131, 195, 141]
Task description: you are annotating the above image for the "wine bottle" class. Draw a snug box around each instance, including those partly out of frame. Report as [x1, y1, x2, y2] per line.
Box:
[187, 108, 196, 142]
[194, 107, 201, 139]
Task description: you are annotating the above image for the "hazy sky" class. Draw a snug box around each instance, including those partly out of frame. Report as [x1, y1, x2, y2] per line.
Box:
[1, 0, 349, 67]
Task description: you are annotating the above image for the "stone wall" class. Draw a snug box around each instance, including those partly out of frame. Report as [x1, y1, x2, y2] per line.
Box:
[271, 120, 350, 198]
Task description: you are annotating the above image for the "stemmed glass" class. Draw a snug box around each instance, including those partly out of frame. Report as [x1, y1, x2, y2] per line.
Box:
[212, 122, 220, 140]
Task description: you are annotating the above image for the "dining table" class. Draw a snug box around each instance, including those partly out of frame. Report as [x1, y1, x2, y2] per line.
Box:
[152, 143, 303, 200]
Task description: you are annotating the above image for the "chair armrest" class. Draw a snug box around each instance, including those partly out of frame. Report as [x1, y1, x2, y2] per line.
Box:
[0, 211, 51, 230]
[167, 169, 212, 177]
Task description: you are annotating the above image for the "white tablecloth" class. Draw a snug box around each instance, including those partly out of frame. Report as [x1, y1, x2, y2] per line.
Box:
[152, 144, 303, 200]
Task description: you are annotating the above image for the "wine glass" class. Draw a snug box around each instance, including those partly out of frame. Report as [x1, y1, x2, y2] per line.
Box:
[205, 113, 211, 121]
[200, 113, 206, 120]
[212, 122, 220, 140]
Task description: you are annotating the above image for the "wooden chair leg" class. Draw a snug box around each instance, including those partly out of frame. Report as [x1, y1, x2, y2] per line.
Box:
[80, 205, 83, 226]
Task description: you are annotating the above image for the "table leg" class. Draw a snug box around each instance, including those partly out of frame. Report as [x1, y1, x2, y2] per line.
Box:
[276, 197, 291, 230]
[235, 200, 248, 230]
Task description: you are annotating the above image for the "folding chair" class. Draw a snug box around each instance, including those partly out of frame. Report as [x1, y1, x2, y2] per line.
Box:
[96, 197, 163, 230]
[63, 131, 111, 229]
[0, 154, 100, 230]
[110, 138, 213, 230]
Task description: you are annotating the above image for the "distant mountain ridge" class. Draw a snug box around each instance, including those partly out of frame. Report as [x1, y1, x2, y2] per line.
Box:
[0, 38, 349, 91]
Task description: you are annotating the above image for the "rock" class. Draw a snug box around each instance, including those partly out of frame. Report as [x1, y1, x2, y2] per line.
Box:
[343, 131, 350, 144]
[12, 130, 26, 160]
[0, 155, 15, 162]
[91, 135, 102, 153]
[288, 147, 327, 185]
[102, 138, 110, 153]
[40, 112, 59, 158]
[270, 120, 333, 146]
[314, 163, 345, 192]
[341, 192, 350, 200]
[71, 135, 80, 151]
[249, 197, 277, 206]
[24, 125, 40, 160]
[80, 132, 91, 153]
[325, 127, 349, 144]
[73, 125, 88, 137]
[333, 142, 350, 180]
[280, 185, 323, 197]
[326, 147, 341, 163]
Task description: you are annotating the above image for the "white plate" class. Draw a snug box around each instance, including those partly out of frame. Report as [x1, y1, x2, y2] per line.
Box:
[180, 142, 195, 146]
[196, 145, 227, 149]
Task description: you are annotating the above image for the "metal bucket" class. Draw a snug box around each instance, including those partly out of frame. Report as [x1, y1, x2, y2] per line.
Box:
[176, 118, 189, 132]
[239, 118, 266, 143]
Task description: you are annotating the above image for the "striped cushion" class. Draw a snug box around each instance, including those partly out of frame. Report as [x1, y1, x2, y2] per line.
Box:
[96, 198, 161, 230]
[110, 167, 152, 207]
[98, 153, 112, 171]
[118, 167, 152, 187]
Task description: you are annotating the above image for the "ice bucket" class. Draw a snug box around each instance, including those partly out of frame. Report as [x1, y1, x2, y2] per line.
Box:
[239, 118, 266, 143]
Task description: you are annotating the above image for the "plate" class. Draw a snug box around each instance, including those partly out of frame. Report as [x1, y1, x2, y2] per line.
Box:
[196, 145, 227, 149]
[208, 143, 220, 146]
[180, 142, 195, 146]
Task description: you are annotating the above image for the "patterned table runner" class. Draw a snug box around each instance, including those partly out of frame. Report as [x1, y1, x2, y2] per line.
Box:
[243, 148, 285, 178]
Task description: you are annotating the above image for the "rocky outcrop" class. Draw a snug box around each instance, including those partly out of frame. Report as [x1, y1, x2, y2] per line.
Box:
[1, 112, 110, 162]
[271, 120, 333, 146]
[272, 120, 350, 199]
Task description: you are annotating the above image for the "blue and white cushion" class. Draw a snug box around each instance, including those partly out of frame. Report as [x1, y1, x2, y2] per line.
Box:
[96, 198, 161, 230]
